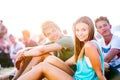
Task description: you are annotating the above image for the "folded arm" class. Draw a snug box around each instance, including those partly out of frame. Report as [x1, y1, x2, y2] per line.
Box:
[104, 48, 120, 62]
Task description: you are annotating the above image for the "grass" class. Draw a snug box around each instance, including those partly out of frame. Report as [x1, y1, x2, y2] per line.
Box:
[0, 67, 14, 75]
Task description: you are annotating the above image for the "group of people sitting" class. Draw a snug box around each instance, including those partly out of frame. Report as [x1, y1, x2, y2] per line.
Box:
[1, 16, 120, 80]
[0, 20, 15, 68]
[0, 21, 39, 68]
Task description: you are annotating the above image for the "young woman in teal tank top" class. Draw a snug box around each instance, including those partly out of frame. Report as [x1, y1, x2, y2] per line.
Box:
[73, 40, 104, 80]
[17, 16, 106, 80]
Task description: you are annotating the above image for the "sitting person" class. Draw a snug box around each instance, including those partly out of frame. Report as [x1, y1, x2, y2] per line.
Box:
[0, 35, 14, 68]
[0, 20, 7, 39]
[95, 16, 120, 80]
[0, 21, 13, 67]
[17, 16, 106, 80]
[12, 20, 74, 80]
[21, 29, 38, 47]
[8, 34, 25, 63]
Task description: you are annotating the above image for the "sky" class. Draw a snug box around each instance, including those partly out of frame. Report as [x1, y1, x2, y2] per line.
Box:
[0, 0, 120, 37]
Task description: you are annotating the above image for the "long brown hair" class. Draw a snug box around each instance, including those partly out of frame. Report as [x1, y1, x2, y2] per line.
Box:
[73, 16, 95, 62]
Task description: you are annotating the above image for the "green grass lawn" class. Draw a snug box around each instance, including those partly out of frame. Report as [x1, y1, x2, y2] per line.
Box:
[0, 67, 14, 75]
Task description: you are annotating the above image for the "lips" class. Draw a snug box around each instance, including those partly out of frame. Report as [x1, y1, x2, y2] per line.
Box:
[102, 30, 107, 34]
[78, 35, 84, 40]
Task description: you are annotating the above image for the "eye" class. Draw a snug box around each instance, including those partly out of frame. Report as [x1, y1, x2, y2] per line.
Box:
[103, 24, 107, 27]
[76, 29, 79, 32]
[81, 28, 86, 32]
[45, 32, 51, 37]
[97, 26, 102, 29]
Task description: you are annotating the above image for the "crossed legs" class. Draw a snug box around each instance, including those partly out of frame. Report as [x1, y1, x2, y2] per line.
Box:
[18, 56, 74, 80]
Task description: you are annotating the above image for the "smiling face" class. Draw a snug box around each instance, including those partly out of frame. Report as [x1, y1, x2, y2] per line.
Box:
[9, 34, 16, 44]
[75, 22, 89, 42]
[41, 21, 62, 42]
[73, 16, 94, 62]
[43, 27, 62, 42]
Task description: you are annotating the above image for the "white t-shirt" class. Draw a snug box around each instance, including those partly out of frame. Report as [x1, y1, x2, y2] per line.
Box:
[98, 35, 120, 67]
[10, 41, 25, 62]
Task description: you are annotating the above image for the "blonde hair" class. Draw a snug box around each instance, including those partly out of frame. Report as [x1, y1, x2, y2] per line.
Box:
[95, 16, 110, 27]
[41, 21, 61, 36]
[73, 16, 95, 62]
[22, 29, 30, 37]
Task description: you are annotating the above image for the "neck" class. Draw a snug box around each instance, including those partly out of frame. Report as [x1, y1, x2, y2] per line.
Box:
[103, 33, 113, 45]
[13, 42, 17, 46]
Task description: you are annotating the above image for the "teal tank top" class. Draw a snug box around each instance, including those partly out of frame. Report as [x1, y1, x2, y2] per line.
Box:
[73, 40, 104, 80]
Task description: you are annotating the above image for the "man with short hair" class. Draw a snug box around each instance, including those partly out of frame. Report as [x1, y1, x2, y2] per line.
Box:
[95, 16, 120, 80]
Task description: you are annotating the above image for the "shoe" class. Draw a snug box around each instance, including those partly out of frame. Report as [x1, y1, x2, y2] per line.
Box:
[9, 75, 14, 80]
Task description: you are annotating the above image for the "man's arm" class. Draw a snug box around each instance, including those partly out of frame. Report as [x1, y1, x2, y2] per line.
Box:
[24, 43, 62, 57]
[15, 43, 62, 70]
[104, 48, 120, 62]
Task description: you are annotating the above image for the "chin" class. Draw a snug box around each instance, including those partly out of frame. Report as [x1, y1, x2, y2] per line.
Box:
[79, 39, 85, 42]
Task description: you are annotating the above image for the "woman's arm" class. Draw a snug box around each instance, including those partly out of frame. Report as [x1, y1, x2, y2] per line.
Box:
[85, 42, 106, 80]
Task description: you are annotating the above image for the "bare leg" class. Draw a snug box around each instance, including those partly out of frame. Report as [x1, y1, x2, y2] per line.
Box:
[21, 53, 50, 75]
[18, 62, 74, 80]
[44, 55, 74, 76]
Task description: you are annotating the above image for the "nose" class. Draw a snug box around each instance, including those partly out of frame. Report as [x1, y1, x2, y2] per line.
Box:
[78, 31, 83, 36]
[99, 25, 105, 30]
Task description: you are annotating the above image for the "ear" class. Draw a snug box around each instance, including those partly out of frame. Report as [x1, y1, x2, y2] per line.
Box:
[110, 24, 112, 29]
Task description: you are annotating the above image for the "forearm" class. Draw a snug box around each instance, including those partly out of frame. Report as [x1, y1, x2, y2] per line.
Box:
[24, 43, 62, 57]
[24, 45, 45, 57]
[104, 48, 119, 62]
[24, 50, 40, 57]
[97, 72, 106, 80]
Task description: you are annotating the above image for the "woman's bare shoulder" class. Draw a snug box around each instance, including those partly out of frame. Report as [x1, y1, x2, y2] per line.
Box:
[84, 41, 96, 49]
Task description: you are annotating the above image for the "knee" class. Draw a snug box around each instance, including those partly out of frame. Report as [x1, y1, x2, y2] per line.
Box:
[44, 56, 57, 64]
[32, 62, 43, 69]
[32, 53, 51, 62]
[32, 62, 46, 71]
